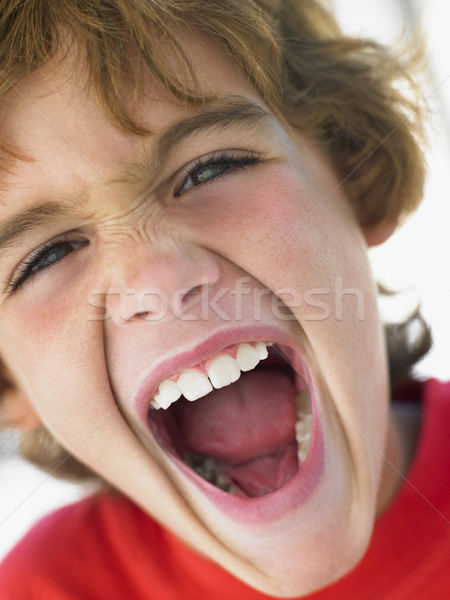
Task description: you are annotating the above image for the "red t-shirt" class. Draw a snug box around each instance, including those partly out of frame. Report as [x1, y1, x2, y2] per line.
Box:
[1, 379, 449, 599]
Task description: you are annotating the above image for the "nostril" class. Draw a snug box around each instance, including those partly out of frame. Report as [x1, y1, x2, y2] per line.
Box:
[183, 285, 201, 303]
[137, 311, 151, 320]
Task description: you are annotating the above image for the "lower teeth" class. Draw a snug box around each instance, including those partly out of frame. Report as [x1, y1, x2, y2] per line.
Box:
[184, 452, 236, 493]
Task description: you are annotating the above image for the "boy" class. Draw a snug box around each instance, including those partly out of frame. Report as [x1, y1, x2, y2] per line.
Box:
[0, 0, 448, 598]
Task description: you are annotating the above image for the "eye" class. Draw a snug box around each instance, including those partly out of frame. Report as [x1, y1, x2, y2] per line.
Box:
[176, 151, 262, 196]
[9, 238, 89, 293]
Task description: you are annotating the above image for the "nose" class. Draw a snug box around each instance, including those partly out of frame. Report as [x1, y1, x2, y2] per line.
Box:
[109, 243, 221, 323]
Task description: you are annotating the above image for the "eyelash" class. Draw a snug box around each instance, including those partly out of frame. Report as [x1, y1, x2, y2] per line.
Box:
[176, 150, 262, 196]
[8, 237, 88, 294]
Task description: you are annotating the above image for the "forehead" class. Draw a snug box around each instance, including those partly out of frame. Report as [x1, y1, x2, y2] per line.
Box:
[0, 37, 263, 184]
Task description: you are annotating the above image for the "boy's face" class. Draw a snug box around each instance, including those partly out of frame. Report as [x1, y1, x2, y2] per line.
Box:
[0, 39, 395, 596]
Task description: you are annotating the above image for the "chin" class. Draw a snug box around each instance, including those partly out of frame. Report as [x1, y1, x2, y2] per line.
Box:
[128, 324, 378, 596]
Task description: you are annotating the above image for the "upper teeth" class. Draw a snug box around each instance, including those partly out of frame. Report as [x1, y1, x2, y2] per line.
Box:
[151, 341, 270, 410]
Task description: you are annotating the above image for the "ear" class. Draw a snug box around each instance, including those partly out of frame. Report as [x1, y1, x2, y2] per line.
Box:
[362, 219, 398, 247]
[0, 366, 41, 430]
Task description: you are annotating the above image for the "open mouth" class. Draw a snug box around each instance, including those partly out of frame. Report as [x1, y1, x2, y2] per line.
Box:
[147, 341, 313, 499]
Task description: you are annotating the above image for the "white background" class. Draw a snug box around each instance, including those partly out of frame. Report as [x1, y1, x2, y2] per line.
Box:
[334, 0, 450, 380]
[1, 0, 450, 560]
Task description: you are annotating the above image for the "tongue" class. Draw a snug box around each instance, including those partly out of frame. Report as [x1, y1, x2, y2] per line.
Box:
[221, 443, 299, 497]
[178, 370, 299, 496]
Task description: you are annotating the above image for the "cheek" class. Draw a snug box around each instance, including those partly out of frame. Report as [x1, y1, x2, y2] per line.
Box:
[174, 164, 360, 295]
[0, 293, 149, 486]
[175, 166, 313, 282]
[0, 280, 108, 437]
[3, 273, 92, 360]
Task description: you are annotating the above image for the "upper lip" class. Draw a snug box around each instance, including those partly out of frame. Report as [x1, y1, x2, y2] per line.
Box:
[134, 324, 303, 420]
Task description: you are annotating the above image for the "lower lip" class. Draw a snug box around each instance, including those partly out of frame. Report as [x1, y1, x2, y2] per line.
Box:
[164, 386, 325, 525]
[144, 328, 325, 524]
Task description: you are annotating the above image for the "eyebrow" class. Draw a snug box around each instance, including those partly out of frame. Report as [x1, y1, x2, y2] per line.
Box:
[0, 202, 82, 254]
[157, 96, 270, 161]
[126, 95, 272, 185]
